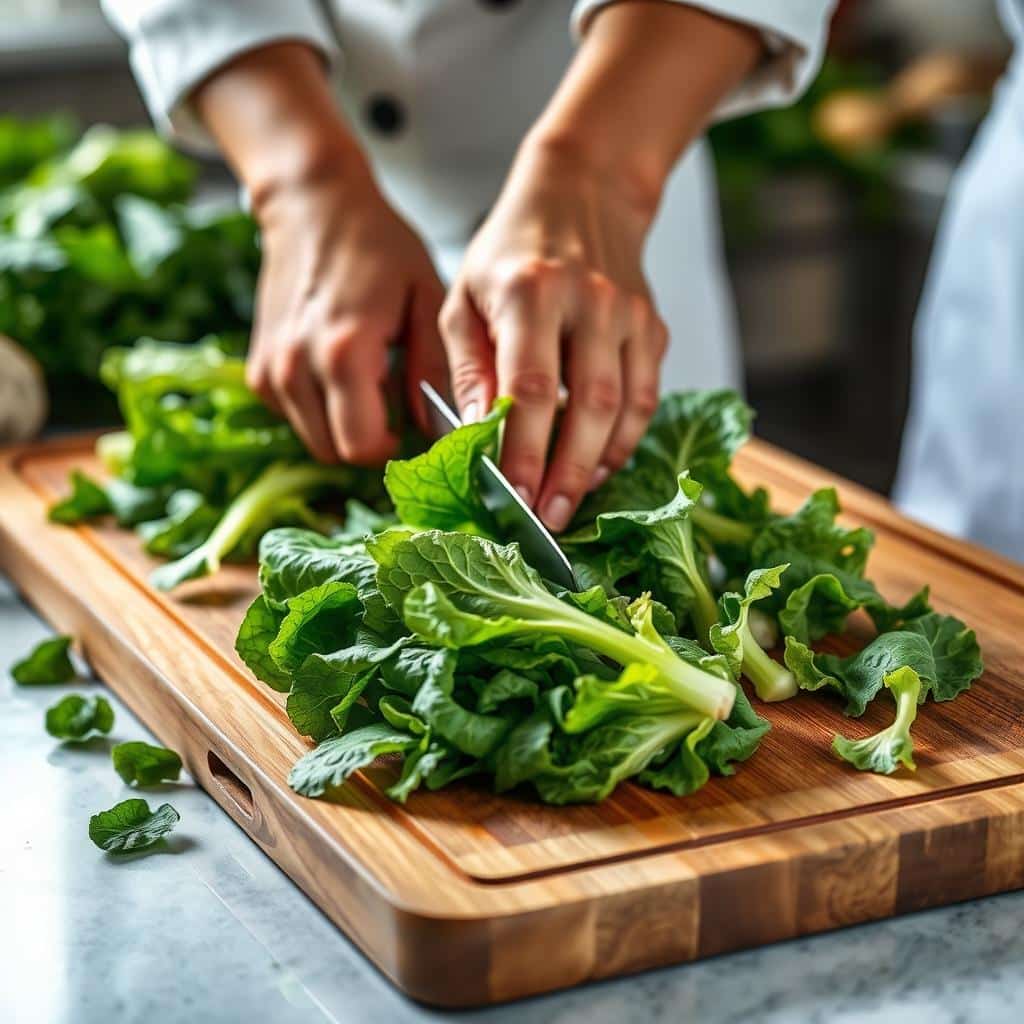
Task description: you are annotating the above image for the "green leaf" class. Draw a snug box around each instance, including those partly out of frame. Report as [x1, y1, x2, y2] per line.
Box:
[638, 717, 716, 796]
[779, 571, 932, 645]
[536, 712, 710, 804]
[235, 595, 291, 691]
[288, 724, 420, 798]
[137, 489, 219, 557]
[11, 635, 76, 684]
[709, 565, 797, 702]
[785, 611, 983, 716]
[406, 647, 513, 758]
[564, 474, 720, 639]
[287, 654, 385, 741]
[111, 741, 182, 786]
[369, 529, 737, 721]
[476, 670, 539, 714]
[832, 666, 922, 774]
[696, 683, 771, 776]
[268, 581, 363, 675]
[45, 694, 114, 741]
[88, 798, 180, 853]
[383, 397, 510, 533]
[48, 470, 111, 524]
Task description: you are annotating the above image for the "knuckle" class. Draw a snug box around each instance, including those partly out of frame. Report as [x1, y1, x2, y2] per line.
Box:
[649, 317, 670, 356]
[507, 369, 558, 405]
[629, 384, 661, 420]
[437, 296, 467, 338]
[555, 459, 594, 496]
[583, 271, 619, 309]
[271, 343, 306, 395]
[320, 332, 359, 380]
[449, 360, 484, 401]
[501, 258, 567, 302]
[602, 442, 634, 471]
[576, 374, 622, 416]
[506, 448, 546, 481]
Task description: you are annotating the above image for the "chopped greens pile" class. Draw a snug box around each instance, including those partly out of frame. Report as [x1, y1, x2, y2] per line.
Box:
[0, 116, 259, 381]
[51, 338, 388, 590]
[51, 356, 984, 804]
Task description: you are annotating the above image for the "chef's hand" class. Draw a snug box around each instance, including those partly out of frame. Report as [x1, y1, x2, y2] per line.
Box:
[441, 147, 665, 532]
[249, 175, 447, 464]
[441, 3, 762, 531]
[192, 42, 446, 465]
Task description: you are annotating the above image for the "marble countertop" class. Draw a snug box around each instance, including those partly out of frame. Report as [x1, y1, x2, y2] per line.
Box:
[3, 574, 1023, 1024]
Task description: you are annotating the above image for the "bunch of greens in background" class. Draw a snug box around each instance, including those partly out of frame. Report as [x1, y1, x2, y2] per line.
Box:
[49, 338, 389, 591]
[0, 116, 259, 385]
[232, 387, 982, 805]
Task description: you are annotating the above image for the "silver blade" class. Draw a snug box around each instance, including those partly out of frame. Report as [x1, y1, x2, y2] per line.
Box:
[419, 381, 580, 592]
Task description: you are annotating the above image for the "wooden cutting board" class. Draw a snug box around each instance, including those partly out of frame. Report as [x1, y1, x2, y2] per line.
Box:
[3, 434, 1024, 1007]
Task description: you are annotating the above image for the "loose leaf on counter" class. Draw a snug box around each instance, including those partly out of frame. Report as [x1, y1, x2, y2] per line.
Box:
[47, 471, 111, 524]
[45, 694, 114, 741]
[88, 798, 180, 853]
[112, 741, 183, 786]
[832, 666, 922, 775]
[11, 635, 76, 685]
[785, 612, 983, 716]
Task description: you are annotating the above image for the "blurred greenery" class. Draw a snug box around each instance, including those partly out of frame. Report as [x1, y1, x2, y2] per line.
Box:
[0, 116, 258, 403]
[708, 58, 926, 237]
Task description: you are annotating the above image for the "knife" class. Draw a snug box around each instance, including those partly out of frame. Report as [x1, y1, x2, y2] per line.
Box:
[419, 381, 580, 592]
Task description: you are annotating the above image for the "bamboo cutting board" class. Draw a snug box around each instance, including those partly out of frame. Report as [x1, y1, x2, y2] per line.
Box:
[3, 434, 1024, 1007]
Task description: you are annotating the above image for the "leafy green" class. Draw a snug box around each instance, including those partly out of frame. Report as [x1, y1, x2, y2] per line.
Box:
[112, 741, 183, 786]
[709, 565, 797, 702]
[383, 397, 510, 533]
[45, 694, 114, 741]
[88, 798, 180, 853]
[565, 474, 720, 640]
[785, 612, 983, 716]
[48, 471, 112, 524]
[288, 724, 421, 798]
[370, 529, 737, 721]
[0, 120, 258, 381]
[11, 635, 76, 684]
[150, 462, 352, 591]
[832, 666, 922, 774]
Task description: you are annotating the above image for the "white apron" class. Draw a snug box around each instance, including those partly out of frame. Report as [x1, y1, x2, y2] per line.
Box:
[103, 0, 832, 392]
[895, 0, 1024, 560]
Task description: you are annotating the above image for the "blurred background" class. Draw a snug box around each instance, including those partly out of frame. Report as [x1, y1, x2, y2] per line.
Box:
[0, 0, 1012, 494]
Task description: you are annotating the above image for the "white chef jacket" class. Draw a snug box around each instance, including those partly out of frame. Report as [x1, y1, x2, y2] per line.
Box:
[102, 0, 832, 392]
[895, 0, 1024, 560]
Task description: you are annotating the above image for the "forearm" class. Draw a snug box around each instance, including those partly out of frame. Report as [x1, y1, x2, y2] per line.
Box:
[191, 42, 375, 214]
[523, 1, 763, 216]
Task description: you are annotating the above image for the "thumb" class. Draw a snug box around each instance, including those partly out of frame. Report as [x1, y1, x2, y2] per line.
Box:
[438, 286, 496, 423]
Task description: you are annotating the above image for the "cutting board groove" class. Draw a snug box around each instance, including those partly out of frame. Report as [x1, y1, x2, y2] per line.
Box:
[3, 434, 1024, 1007]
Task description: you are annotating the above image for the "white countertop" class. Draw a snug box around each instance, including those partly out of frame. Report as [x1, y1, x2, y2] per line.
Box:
[3, 573, 1023, 1024]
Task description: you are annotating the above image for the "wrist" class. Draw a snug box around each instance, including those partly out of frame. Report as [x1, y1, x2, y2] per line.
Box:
[249, 131, 378, 225]
[514, 126, 665, 224]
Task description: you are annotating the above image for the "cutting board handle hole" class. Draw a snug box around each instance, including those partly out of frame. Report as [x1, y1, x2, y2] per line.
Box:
[207, 751, 255, 819]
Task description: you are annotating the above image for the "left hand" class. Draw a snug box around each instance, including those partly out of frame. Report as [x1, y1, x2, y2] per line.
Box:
[439, 143, 668, 533]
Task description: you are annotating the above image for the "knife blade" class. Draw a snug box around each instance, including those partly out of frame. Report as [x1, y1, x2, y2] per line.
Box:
[418, 381, 580, 592]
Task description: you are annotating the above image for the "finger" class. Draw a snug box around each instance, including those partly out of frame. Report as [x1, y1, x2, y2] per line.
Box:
[246, 335, 284, 416]
[406, 282, 452, 433]
[493, 301, 562, 507]
[270, 342, 338, 463]
[317, 326, 397, 466]
[601, 309, 667, 478]
[537, 308, 625, 532]
[438, 286, 496, 425]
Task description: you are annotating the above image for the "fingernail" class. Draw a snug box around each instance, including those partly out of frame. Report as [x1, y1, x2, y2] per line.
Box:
[462, 400, 481, 424]
[590, 465, 611, 490]
[514, 484, 534, 506]
[542, 494, 572, 532]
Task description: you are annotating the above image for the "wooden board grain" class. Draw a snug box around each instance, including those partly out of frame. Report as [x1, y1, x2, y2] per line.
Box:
[2, 434, 1024, 1006]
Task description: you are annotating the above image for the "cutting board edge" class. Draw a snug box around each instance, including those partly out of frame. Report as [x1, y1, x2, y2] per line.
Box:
[6, 435, 1024, 1007]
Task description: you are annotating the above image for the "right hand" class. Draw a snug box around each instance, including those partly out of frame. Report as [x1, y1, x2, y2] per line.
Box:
[247, 173, 448, 465]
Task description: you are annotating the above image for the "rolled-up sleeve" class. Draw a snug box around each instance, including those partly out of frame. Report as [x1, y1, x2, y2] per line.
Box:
[101, 0, 341, 151]
[571, 1, 836, 121]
